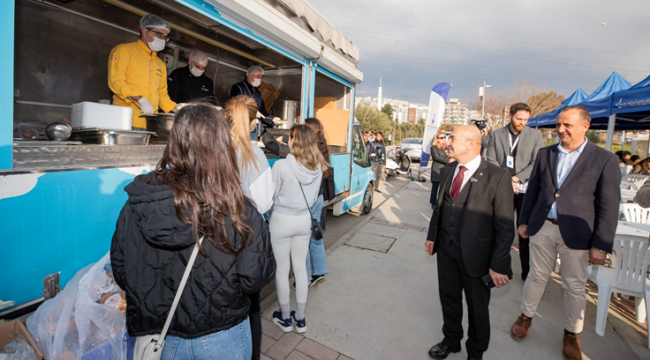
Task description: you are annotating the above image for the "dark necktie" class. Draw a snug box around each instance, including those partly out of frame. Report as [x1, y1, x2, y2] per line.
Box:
[450, 165, 467, 200]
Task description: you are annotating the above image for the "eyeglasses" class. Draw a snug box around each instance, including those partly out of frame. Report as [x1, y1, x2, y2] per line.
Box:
[148, 29, 170, 42]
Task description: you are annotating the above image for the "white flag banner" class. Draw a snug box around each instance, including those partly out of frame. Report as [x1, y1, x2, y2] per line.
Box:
[420, 83, 452, 166]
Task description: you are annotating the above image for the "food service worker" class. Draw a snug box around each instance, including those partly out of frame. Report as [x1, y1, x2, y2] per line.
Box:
[229, 66, 280, 140]
[108, 14, 177, 129]
[167, 50, 214, 103]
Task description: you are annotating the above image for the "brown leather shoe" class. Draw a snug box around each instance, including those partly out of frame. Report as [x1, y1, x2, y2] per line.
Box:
[562, 333, 582, 360]
[510, 314, 532, 341]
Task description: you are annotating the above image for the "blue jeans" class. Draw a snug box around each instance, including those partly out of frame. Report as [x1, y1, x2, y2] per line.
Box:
[306, 195, 328, 281]
[161, 318, 252, 360]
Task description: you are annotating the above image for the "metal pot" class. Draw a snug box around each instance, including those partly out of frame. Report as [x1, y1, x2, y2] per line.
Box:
[45, 122, 72, 141]
[143, 114, 175, 143]
[274, 100, 299, 128]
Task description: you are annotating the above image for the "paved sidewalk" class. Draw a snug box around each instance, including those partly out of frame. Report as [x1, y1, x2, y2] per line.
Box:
[261, 177, 650, 360]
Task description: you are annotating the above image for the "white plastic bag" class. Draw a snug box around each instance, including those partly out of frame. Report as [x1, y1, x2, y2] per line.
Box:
[26, 253, 128, 360]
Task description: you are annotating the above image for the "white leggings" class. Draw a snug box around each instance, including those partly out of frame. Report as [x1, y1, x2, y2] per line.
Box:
[269, 211, 312, 306]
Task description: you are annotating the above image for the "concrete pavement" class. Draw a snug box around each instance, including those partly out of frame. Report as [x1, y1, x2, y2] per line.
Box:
[261, 174, 650, 360]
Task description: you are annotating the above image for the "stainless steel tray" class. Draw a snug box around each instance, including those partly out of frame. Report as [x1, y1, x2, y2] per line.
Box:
[69, 128, 155, 145]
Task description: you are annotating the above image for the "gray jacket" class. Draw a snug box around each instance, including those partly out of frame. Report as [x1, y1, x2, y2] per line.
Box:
[271, 154, 322, 216]
[486, 125, 544, 183]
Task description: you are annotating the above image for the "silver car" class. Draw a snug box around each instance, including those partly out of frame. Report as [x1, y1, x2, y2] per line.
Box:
[397, 137, 424, 161]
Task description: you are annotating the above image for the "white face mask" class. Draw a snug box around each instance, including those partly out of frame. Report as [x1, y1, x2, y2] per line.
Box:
[190, 65, 204, 77]
[251, 78, 261, 87]
[146, 32, 166, 52]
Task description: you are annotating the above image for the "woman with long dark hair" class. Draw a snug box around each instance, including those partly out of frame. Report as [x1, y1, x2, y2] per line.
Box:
[225, 95, 274, 360]
[270, 125, 329, 334]
[111, 103, 275, 360]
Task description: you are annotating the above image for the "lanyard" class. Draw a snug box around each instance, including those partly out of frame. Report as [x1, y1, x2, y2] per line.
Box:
[508, 132, 520, 154]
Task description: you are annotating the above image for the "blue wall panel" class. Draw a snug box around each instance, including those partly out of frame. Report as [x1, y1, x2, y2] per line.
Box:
[0, 168, 141, 308]
[0, 1, 15, 170]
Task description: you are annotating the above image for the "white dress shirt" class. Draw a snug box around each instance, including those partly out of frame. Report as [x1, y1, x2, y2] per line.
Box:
[547, 138, 588, 219]
[451, 154, 482, 193]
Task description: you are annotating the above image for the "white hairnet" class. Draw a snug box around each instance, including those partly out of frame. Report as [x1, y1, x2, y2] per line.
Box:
[140, 15, 170, 32]
[189, 50, 208, 66]
[247, 66, 264, 76]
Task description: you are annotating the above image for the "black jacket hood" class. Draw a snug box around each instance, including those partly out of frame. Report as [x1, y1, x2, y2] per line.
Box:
[124, 172, 195, 250]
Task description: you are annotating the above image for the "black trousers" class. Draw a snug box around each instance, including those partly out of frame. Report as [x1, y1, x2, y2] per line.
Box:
[430, 182, 440, 207]
[514, 193, 530, 278]
[248, 291, 262, 360]
[437, 237, 491, 358]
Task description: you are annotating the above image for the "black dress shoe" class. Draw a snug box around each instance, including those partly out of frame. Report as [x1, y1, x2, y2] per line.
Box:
[428, 342, 461, 359]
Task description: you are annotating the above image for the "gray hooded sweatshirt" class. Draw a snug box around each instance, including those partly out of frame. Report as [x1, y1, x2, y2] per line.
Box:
[271, 154, 322, 216]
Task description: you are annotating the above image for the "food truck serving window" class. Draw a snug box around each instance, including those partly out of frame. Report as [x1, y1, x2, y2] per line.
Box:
[312, 70, 352, 153]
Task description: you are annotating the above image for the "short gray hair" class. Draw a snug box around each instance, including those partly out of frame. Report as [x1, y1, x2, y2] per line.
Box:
[140, 15, 170, 32]
[189, 50, 208, 65]
[247, 65, 264, 76]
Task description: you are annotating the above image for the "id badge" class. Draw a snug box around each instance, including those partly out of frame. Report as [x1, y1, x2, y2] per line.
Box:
[506, 155, 514, 169]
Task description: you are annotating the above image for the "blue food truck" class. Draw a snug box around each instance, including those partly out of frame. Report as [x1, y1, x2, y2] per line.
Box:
[0, 0, 374, 317]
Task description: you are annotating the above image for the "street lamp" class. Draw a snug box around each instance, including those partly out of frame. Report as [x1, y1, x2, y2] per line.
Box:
[480, 80, 492, 119]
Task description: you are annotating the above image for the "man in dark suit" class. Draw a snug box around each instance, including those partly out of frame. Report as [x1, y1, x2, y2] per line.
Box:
[487, 103, 545, 280]
[510, 105, 620, 360]
[425, 125, 515, 360]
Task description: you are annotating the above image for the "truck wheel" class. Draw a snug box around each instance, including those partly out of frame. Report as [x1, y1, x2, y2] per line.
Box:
[361, 183, 373, 215]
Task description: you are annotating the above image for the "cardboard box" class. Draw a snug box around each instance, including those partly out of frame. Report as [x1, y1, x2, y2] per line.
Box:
[315, 108, 350, 147]
[0, 320, 45, 359]
[314, 97, 338, 110]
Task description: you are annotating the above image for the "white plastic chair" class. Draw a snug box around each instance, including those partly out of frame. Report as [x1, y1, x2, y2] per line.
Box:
[620, 165, 631, 175]
[624, 174, 649, 189]
[620, 203, 650, 224]
[620, 180, 639, 191]
[587, 234, 650, 348]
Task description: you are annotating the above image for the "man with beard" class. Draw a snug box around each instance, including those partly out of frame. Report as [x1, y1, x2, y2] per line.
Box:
[486, 103, 544, 280]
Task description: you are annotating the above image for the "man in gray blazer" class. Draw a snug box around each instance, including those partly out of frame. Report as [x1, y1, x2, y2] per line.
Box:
[486, 103, 544, 280]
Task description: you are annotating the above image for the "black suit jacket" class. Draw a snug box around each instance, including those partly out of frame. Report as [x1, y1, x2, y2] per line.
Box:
[519, 140, 621, 252]
[427, 159, 515, 277]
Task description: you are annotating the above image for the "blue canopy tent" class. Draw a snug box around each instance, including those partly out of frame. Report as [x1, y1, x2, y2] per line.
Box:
[528, 88, 587, 127]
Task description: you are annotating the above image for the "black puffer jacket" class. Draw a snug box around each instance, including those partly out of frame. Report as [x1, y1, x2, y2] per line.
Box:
[110, 172, 275, 338]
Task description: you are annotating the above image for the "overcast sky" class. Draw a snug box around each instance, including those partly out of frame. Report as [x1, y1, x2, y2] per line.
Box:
[308, 0, 650, 105]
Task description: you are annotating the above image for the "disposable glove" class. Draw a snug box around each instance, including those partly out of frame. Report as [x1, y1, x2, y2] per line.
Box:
[138, 97, 155, 115]
[273, 117, 282, 125]
[256, 111, 265, 119]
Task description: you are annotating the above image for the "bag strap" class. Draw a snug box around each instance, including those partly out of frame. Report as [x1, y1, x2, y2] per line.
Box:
[298, 183, 314, 219]
[286, 162, 315, 218]
[155, 236, 204, 347]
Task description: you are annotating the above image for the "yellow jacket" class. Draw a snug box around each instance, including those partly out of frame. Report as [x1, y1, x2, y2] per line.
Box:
[108, 40, 176, 128]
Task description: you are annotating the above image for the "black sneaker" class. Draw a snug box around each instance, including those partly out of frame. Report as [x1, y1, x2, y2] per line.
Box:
[272, 310, 293, 332]
[309, 274, 326, 287]
[291, 311, 307, 333]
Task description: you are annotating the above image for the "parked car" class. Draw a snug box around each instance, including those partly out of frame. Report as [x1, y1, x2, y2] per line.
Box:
[396, 137, 423, 161]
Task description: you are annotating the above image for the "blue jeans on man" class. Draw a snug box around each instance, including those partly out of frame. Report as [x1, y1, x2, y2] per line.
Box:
[306, 195, 328, 281]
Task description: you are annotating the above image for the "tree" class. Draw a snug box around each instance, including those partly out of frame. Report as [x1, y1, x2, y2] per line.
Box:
[467, 77, 567, 133]
[356, 103, 394, 134]
[381, 103, 394, 119]
[439, 122, 454, 132]
[526, 91, 565, 117]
